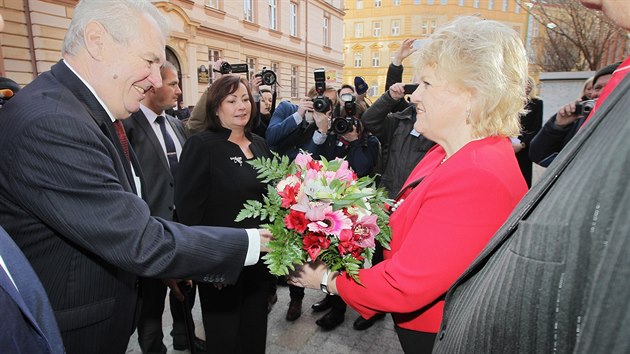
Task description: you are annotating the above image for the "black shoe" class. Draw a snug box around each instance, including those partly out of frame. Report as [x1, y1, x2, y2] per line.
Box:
[316, 309, 345, 330]
[173, 337, 207, 352]
[353, 313, 386, 331]
[311, 295, 333, 312]
[267, 293, 278, 314]
[285, 299, 302, 321]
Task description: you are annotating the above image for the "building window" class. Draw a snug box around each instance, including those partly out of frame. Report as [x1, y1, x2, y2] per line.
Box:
[488, 0, 494, 10]
[374, 0, 382, 7]
[269, 0, 277, 30]
[427, 0, 435, 5]
[473, 0, 479, 8]
[372, 52, 380, 67]
[271, 62, 280, 83]
[515, 1, 521, 13]
[368, 82, 378, 97]
[414, 0, 421, 4]
[393, 0, 401, 5]
[244, 0, 254, 22]
[459, 0, 465, 5]
[354, 52, 362, 67]
[355, 22, 364, 37]
[291, 66, 298, 98]
[373, 22, 381, 37]
[208, 48, 222, 84]
[289, 2, 298, 36]
[323, 16, 330, 47]
[356, 0, 363, 9]
[430, 19, 437, 33]
[421, 20, 428, 35]
[246, 57, 256, 80]
[206, 0, 219, 8]
[391, 20, 400, 36]
[440, 0, 447, 4]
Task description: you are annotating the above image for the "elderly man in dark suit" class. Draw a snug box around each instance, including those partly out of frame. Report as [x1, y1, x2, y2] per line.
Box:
[0, 1, 271, 353]
[0, 226, 65, 354]
[433, 0, 630, 352]
[124, 62, 205, 353]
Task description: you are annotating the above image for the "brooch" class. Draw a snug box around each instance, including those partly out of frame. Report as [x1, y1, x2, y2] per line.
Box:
[230, 156, 243, 166]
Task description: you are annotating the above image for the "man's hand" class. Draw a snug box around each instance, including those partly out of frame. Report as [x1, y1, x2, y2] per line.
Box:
[388, 83, 406, 101]
[313, 111, 331, 134]
[342, 125, 360, 142]
[259, 229, 273, 253]
[392, 38, 418, 66]
[297, 97, 314, 117]
[555, 100, 582, 128]
[163, 279, 192, 302]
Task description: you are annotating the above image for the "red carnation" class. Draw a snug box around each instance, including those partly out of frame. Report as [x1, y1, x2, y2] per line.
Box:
[284, 209, 309, 233]
[302, 232, 331, 261]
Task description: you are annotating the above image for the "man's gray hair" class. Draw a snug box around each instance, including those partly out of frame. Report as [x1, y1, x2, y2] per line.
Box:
[62, 0, 170, 56]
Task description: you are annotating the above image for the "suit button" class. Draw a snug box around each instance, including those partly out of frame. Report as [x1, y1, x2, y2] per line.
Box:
[169, 182, 174, 187]
[439, 330, 445, 340]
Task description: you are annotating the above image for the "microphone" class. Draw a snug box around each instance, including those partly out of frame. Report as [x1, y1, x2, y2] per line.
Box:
[0, 89, 14, 99]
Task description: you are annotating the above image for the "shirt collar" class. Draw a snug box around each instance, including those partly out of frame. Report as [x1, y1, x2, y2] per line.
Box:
[139, 104, 165, 124]
[62, 59, 117, 123]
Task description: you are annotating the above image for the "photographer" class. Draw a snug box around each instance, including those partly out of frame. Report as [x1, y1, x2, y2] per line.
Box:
[265, 86, 336, 161]
[529, 62, 619, 167]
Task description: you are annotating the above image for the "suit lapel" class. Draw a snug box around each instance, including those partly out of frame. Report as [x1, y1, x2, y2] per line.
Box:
[133, 111, 172, 174]
[0, 259, 44, 339]
[50, 60, 138, 194]
[166, 114, 187, 146]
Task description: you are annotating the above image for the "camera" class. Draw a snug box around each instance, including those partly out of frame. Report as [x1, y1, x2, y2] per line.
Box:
[312, 68, 332, 113]
[575, 99, 596, 117]
[331, 93, 359, 135]
[255, 67, 276, 86]
[403, 83, 419, 95]
[218, 61, 249, 75]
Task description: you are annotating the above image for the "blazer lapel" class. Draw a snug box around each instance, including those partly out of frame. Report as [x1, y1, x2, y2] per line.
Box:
[133, 112, 172, 174]
[50, 60, 138, 194]
[166, 114, 187, 146]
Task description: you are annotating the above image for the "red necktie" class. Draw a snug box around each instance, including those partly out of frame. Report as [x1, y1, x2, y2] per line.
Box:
[113, 120, 130, 162]
[582, 56, 630, 127]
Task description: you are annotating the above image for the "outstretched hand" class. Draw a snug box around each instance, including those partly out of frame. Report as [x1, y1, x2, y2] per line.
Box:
[259, 229, 273, 253]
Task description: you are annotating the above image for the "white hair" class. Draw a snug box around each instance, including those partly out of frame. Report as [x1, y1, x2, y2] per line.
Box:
[62, 0, 170, 56]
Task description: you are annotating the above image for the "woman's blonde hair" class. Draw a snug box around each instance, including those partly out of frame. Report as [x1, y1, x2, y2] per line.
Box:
[415, 16, 528, 138]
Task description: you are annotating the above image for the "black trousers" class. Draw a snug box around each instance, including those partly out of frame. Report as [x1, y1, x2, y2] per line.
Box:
[395, 325, 436, 354]
[137, 278, 196, 354]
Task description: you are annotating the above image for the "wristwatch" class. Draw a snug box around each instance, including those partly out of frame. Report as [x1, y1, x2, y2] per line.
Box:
[320, 269, 332, 295]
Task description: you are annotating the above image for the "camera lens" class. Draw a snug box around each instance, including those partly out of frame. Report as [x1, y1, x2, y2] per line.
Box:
[313, 96, 331, 113]
[332, 117, 351, 135]
[261, 71, 276, 85]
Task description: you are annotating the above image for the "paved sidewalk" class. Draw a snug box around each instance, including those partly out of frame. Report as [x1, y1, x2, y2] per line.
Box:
[126, 284, 403, 353]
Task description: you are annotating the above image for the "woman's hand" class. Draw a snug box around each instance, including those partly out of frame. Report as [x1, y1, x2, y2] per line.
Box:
[288, 261, 338, 295]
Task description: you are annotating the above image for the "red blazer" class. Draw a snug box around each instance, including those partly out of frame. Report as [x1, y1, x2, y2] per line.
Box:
[336, 136, 527, 333]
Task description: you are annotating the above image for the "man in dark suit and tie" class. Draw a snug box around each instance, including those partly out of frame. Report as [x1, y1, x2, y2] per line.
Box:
[433, 0, 630, 352]
[124, 62, 205, 353]
[0, 1, 271, 353]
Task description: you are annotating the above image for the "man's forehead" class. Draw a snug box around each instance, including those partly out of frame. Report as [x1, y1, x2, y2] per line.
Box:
[594, 74, 612, 87]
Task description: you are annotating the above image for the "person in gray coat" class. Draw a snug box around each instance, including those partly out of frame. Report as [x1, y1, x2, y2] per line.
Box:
[433, 0, 630, 352]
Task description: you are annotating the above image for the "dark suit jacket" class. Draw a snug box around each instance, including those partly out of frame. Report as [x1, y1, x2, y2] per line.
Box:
[0, 60, 250, 354]
[124, 110, 186, 220]
[0, 227, 65, 354]
[433, 74, 630, 353]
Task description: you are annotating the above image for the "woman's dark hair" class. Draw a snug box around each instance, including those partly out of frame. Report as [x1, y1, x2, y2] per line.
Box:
[204, 75, 257, 132]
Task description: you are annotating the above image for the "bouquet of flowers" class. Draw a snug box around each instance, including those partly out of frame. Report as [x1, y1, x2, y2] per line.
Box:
[236, 152, 392, 283]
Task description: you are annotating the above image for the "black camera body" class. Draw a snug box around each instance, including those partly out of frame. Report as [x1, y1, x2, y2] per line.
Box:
[219, 62, 249, 75]
[256, 67, 276, 86]
[403, 83, 419, 95]
[331, 93, 359, 135]
[575, 99, 596, 117]
[312, 68, 332, 113]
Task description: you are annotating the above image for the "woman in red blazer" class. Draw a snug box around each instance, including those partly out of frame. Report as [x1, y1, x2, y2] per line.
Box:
[290, 16, 529, 353]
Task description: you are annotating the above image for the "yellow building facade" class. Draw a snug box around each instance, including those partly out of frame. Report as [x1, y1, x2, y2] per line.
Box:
[0, 0, 345, 106]
[342, 0, 529, 99]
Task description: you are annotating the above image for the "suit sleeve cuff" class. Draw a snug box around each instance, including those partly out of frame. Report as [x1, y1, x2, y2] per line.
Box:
[244, 229, 260, 266]
[312, 130, 327, 145]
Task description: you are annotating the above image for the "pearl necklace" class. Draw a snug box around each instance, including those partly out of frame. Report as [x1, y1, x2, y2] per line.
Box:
[390, 198, 405, 213]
